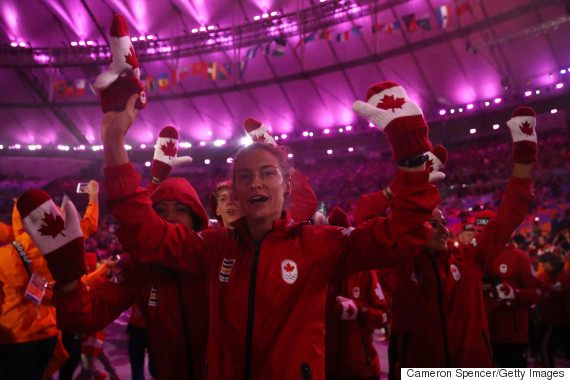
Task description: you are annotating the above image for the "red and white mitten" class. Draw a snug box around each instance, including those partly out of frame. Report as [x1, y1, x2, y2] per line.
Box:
[150, 126, 193, 184]
[17, 189, 86, 283]
[496, 283, 515, 300]
[505, 107, 537, 163]
[327, 206, 351, 228]
[426, 145, 448, 183]
[94, 14, 146, 113]
[336, 296, 358, 321]
[244, 118, 277, 145]
[353, 82, 432, 163]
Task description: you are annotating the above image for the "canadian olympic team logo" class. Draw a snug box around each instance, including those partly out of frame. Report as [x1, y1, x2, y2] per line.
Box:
[352, 286, 361, 299]
[281, 259, 298, 285]
[500, 264, 508, 273]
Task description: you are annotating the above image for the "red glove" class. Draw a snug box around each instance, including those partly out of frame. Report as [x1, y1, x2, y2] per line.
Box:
[505, 107, 537, 163]
[353, 81, 432, 162]
[336, 296, 358, 321]
[95, 14, 146, 113]
[17, 189, 86, 283]
[426, 145, 448, 182]
[244, 117, 276, 145]
[150, 126, 193, 184]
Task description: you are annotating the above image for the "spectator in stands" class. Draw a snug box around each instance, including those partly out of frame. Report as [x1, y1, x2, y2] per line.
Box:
[209, 180, 240, 228]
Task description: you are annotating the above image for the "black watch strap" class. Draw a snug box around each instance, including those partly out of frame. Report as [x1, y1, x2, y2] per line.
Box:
[396, 153, 429, 168]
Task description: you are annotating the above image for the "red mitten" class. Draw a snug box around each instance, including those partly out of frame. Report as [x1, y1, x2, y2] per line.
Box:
[426, 145, 448, 183]
[336, 296, 358, 321]
[496, 283, 515, 300]
[150, 126, 193, 184]
[17, 189, 86, 283]
[353, 82, 432, 162]
[505, 107, 537, 163]
[244, 118, 276, 145]
[94, 14, 146, 113]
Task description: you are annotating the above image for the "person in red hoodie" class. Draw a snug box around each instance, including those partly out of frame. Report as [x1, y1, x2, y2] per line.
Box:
[100, 80, 439, 379]
[324, 207, 389, 380]
[22, 175, 210, 380]
[353, 106, 537, 375]
[484, 234, 542, 368]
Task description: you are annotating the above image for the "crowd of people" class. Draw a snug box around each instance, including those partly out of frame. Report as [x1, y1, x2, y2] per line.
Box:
[1, 14, 570, 380]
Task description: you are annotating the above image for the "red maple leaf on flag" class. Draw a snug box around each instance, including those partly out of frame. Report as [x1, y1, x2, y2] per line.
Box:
[426, 159, 434, 173]
[38, 212, 66, 238]
[519, 121, 534, 136]
[346, 304, 356, 317]
[284, 263, 295, 272]
[161, 140, 178, 158]
[252, 134, 267, 143]
[125, 46, 138, 69]
[499, 284, 511, 296]
[376, 95, 406, 112]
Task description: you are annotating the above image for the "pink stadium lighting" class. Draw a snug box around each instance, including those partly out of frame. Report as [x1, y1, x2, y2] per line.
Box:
[14, 144, 21, 149]
[339, 128, 344, 133]
[327, 149, 333, 155]
[270, 11, 278, 16]
[470, 128, 477, 134]
[551, 109, 558, 114]
[555, 83, 564, 89]
[287, 153, 293, 158]
[208, 26, 215, 30]
[561, 69, 567, 74]
[78, 145, 85, 150]
[86, 41, 94, 45]
[369, 122, 374, 127]
[323, 129, 330, 134]
[345, 125, 352, 131]
[302, 131, 309, 137]
[10, 42, 18, 47]
[493, 124, 500, 130]
[280, 134, 287, 139]
[131, 37, 138, 42]
[485, 101, 490, 107]
[204, 159, 211, 165]
[79, 41, 86, 46]
[140, 144, 146, 149]
[439, 109, 446, 115]
[348, 147, 354, 152]
[253, 15, 261, 20]
[147, 35, 154, 40]
[200, 141, 206, 146]
[145, 161, 151, 167]
[309, 132, 314, 137]
[494, 98, 501, 104]
[139, 36, 146, 41]
[524, 91, 532, 97]
[466, 104, 474, 110]
[227, 158, 233, 164]
[192, 28, 198, 33]
[71, 41, 78, 46]
[535, 90, 541, 95]
[262, 13, 269, 18]
[199, 27, 206, 32]
[19, 42, 26, 47]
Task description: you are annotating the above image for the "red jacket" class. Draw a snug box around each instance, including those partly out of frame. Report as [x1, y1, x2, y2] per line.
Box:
[104, 162, 439, 380]
[485, 244, 541, 343]
[53, 260, 207, 380]
[354, 176, 533, 371]
[325, 271, 387, 379]
[537, 270, 570, 327]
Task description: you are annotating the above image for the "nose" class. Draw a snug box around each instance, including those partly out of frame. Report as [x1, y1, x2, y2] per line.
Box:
[163, 210, 178, 224]
[250, 174, 262, 189]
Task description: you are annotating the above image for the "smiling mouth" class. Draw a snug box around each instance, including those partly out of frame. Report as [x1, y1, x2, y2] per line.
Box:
[249, 195, 268, 204]
[227, 208, 236, 215]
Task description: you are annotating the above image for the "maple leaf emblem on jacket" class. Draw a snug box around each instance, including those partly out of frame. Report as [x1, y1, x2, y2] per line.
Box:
[376, 95, 406, 112]
[519, 121, 534, 136]
[284, 262, 295, 272]
[39, 212, 66, 238]
[161, 140, 177, 158]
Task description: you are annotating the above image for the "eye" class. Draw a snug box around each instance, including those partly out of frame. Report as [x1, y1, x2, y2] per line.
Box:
[238, 173, 250, 181]
[176, 207, 189, 214]
[262, 170, 275, 177]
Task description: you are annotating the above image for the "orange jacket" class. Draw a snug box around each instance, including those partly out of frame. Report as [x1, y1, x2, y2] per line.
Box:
[0, 221, 15, 244]
[0, 205, 58, 344]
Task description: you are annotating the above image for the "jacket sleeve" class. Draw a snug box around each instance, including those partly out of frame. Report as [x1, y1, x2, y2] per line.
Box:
[104, 163, 208, 276]
[80, 263, 108, 289]
[354, 190, 391, 227]
[288, 169, 318, 222]
[337, 169, 440, 274]
[53, 278, 135, 334]
[0, 222, 14, 244]
[80, 202, 99, 238]
[357, 271, 388, 329]
[474, 176, 534, 270]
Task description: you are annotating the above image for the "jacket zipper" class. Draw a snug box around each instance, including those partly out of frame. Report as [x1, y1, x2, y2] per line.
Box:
[243, 230, 273, 380]
[172, 271, 195, 380]
[428, 255, 451, 367]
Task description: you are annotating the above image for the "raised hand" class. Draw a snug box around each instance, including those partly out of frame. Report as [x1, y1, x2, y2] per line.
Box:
[506, 107, 537, 163]
[150, 126, 193, 184]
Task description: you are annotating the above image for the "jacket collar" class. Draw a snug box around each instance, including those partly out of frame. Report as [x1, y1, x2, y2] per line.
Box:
[231, 211, 295, 239]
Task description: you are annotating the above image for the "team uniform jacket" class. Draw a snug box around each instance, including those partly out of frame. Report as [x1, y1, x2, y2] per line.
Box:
[325, 271, 388, 379]
[53, 259, 207, 380]
[104, 162, 439, 380]
[485, 244, 541, 343]
[353, 176, 534, 371]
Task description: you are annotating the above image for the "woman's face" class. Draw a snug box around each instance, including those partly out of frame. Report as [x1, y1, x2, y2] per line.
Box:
[154, 200, 195, 230]
[425, 209, 450, 254]
[233, 148, 286, 224]
[216, 188, 240, 227]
